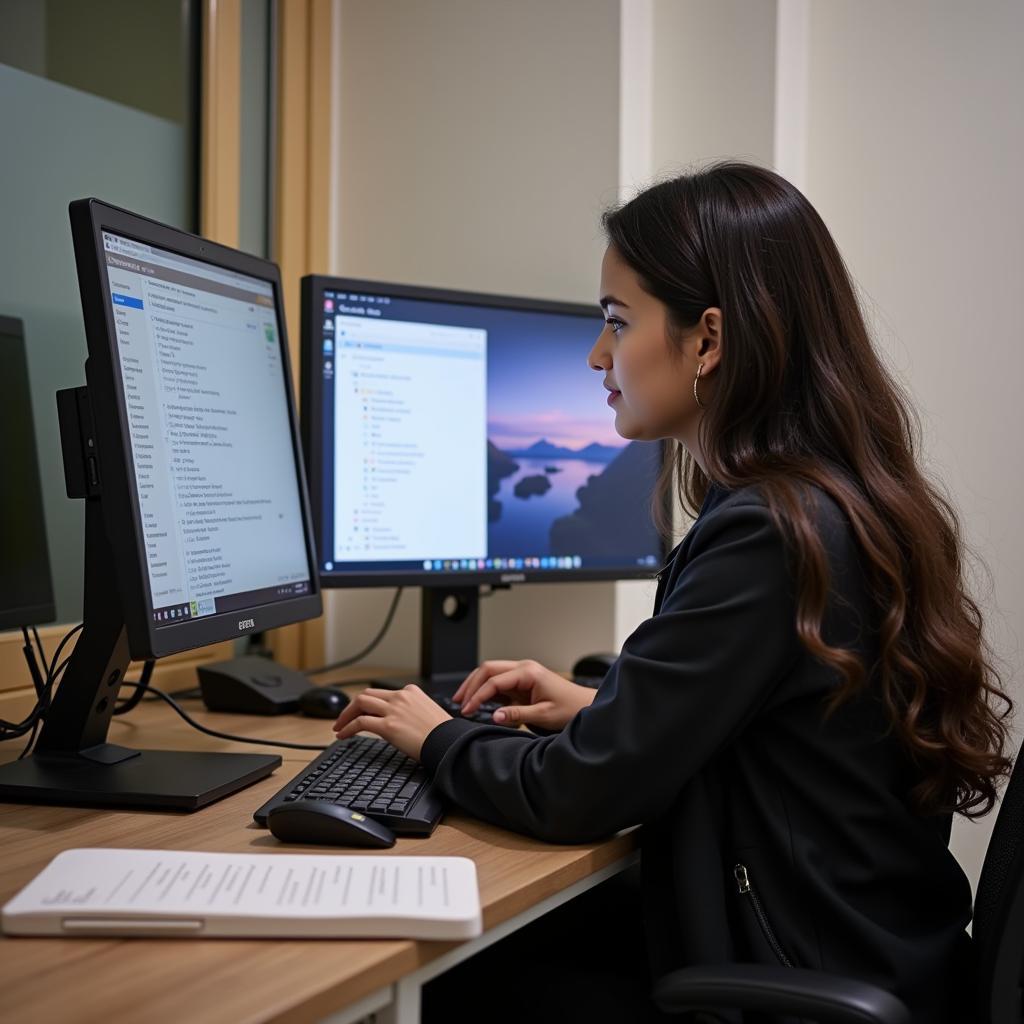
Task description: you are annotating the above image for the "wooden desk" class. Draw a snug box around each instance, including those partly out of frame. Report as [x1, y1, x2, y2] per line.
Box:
[0, 679, 637, 1024]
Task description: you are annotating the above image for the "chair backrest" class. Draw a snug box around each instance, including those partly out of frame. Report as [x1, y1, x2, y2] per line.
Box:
[972, 748, 1024, 1023]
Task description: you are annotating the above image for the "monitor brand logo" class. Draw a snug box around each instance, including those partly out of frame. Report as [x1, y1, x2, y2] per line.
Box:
[500, 573, 526, 583]
[238, 619, 256, 631]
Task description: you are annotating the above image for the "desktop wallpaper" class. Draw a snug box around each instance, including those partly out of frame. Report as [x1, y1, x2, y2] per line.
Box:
[484, 313, 661, 561]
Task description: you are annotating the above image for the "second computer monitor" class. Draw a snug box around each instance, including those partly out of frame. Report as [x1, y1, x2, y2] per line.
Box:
[301, 277, 664, 590]
[0, 316, 55, 631]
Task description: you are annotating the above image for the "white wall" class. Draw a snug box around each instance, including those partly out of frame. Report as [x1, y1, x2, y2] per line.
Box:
[650, 0, 776, 178]
[327, 0, 640, 675]
[801, 0, 1024, 892]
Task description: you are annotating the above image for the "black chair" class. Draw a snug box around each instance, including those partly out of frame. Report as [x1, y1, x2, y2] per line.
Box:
[653, 749, 1024, 1023]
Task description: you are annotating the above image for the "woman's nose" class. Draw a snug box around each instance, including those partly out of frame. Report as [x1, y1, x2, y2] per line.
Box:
[587, 337, 610, 372]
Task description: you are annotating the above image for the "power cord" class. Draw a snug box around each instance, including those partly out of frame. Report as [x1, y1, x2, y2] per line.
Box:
[113, 660, 154, 716]
[20, 626, 46, 697]
[115, 682, 327, 751]
[6, 597, 411, 755]
[305, 587, 404, 676]
[2, 623, 327, 756]
[1, 623, 82, 750]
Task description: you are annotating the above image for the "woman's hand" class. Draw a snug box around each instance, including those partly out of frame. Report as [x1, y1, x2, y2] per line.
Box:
[453, 659, 598, 731]
[332, 685, 451, 760]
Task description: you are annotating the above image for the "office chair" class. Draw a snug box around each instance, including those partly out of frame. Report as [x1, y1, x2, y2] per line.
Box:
[653, 747, 1024, 1023]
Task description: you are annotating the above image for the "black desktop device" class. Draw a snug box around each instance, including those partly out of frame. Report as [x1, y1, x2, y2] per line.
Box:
[0, 200, 322, 811]
[0, 316, 57, 636]
[196, 656, 313, 715]
[299, 275, 666, 693]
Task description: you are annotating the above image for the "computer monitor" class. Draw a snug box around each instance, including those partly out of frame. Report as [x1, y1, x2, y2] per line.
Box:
[0, 316, 56, 633]
[301, 276, 665, 690]
[0, 200, 321, 810]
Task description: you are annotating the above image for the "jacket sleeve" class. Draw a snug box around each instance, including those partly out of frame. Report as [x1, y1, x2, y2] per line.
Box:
[420, 501, 801, 843]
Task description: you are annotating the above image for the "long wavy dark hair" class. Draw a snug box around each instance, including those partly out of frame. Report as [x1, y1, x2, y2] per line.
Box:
[604, 161, 1011, 818]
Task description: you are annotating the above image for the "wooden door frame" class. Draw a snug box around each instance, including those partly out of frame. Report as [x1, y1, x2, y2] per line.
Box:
[265, 0, 334, 670]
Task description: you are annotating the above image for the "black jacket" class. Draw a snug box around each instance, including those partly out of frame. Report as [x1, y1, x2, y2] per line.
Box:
[421, 482, 973, 1022]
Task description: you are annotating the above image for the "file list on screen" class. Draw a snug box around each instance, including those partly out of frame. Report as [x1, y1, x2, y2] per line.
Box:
[331, 313, 487, 563]
[102, 232, 311, 625]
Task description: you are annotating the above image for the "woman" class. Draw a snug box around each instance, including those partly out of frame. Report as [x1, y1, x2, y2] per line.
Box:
[332, 162, 1012, 1022]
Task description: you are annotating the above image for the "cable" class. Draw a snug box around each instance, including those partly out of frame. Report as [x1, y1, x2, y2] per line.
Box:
[7, 648, 76, 755]
[20, 626, 45, 697]
[18, 718, 40, 760]
[1, 623, 82, 743]
[18, 649, 77, 757]
[32, 625, 46, 675]
[3, 621, 329, 755]
[305, 587, 404, 676]
[113, 660, 154, 716]
[46, 623, 83, 683]
[115, 682, 328, 751]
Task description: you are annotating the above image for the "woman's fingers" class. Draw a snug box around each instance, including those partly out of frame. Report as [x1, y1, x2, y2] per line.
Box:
[461, 667, 533, 715]
[493, 700, 556, 728]
[453, 661, 518, 704]
[332, 690, 391, 732]
[332, 684, 452, 759]
[334, 713, 387, 742]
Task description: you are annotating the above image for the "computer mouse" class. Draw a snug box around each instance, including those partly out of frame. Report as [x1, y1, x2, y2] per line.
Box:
[297, 686, 350, 718]
[267, 802, 396, 848]
[571, 652, 618, 686]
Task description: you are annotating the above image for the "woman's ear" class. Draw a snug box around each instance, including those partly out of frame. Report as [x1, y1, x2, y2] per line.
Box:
[697, 307, 723, 372]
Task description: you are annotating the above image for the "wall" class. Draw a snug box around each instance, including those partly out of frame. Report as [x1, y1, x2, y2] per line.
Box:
[326, 0, 638, 674]
[802, 0, 1024, 892]
[650, 0, 776, 179]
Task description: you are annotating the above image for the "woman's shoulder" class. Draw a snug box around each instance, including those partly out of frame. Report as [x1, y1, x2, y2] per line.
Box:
[690, 475, 858, 559]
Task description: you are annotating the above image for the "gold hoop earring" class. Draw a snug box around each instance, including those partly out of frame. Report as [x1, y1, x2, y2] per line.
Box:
[693, 362, 705, 410]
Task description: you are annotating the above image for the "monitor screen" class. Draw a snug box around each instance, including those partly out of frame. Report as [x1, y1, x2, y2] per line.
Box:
[302, 277, 664, 586]
[99, 230, 314, 628]
[0, 316, 56, 630]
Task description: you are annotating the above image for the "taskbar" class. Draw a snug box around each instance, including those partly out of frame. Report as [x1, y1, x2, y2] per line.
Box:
[321, 554, 660, 574]
[152, 579, 312, 626]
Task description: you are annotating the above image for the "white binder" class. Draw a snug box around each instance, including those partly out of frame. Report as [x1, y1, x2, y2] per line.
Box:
[2, 848, 482, 940]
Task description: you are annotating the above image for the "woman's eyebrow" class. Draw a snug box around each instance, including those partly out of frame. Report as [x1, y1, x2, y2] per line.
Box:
[600, 295, 630, 311]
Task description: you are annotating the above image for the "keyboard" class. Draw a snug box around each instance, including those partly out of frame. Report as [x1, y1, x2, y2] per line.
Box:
[253, 735, 443, 835]
[430, 692, 518, 727]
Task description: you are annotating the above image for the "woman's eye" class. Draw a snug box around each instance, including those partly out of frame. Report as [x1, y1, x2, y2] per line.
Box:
[605, 317, 625, 336]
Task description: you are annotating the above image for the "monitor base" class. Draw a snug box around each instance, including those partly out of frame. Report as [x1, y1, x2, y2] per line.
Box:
[0, 748, 281, 812]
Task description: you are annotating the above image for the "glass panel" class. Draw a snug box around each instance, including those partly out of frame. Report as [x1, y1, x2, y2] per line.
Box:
[0, 0, 197, 623]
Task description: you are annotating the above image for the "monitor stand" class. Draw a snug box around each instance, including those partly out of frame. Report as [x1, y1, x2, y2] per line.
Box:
[0, 388, 280, 812]
[367, 585, 480, 696]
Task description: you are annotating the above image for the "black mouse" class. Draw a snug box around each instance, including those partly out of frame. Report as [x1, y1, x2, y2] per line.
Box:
[267, 802, 396, 848]
[297, 685, 350, 718]
[571, 652, 618, 686]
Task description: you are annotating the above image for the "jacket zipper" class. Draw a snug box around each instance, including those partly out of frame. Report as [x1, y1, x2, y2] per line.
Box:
[734, 863, 794, 968]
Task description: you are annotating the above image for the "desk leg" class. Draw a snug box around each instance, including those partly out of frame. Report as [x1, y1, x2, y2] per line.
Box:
[372, 851, 639, 1024]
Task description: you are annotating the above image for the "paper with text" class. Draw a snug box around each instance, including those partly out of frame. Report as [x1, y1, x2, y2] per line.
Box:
[2, 849, 481, 939]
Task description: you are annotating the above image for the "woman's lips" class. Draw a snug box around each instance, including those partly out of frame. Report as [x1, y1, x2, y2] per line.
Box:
[607, 390, 621, 406]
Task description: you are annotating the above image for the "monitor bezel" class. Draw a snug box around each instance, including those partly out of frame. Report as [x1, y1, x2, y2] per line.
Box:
[301, 274, 669, 589]
[0, 314, 57, 630]
[70, 199, 321, 660]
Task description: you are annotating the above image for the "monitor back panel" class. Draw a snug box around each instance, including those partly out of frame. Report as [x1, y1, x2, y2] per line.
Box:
[0, 315, 56, 630]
